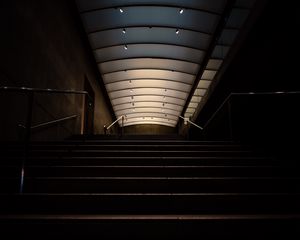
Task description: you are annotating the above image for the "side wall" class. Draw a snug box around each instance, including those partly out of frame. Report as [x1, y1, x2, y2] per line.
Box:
[0, 0, 114, 140]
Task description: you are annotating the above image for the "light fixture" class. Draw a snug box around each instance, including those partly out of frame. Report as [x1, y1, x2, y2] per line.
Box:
[129, 80, 132, 83]
[132, 102, 134, 106]
[176, 29, 179, 34]
[119, 8, 124, 13]
[132, 108, 135, 112]
[163, 96, 166, 99]
[130, 89, 133, 93]
[179, 9, 184, 14]
[124, 45, 128, 50]
[131, 96, 134, 99]
[162, 103, 165, 106]
[122, 28, 126, 34]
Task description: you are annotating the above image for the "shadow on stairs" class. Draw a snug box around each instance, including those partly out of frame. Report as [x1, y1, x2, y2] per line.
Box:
[0, 135, 299, 239]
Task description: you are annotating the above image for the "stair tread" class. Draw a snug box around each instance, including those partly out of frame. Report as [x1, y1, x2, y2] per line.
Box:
[1, 214, 300, 220]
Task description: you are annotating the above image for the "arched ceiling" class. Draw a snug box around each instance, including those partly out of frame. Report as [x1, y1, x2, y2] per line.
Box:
[76, 0, 258, 127]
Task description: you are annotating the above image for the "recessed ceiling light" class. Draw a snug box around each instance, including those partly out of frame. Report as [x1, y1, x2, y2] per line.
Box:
[176, 29, 179, 34]
[163, 96, 166, 99]
[179, 9, 184, 14]
[130, 89, 133, 92]
[119, 8, 124, 13]
[129, 80, 131, 83]
[131, 96, 134, 99]
[124, 45, 128, 50]
[122, 28, 126, 34]
[132, 108, 135, 112]
[132, 102, 134, 106]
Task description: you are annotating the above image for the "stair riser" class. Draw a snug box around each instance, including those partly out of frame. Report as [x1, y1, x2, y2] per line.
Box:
[23, 178, 300, 193]
[1, 194, 300, 215]
[23, 166, 297, 178]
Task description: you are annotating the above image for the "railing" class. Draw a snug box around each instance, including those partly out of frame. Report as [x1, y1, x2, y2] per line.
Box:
[198, 91, 300, 140]
[18, 114, 77, 131]
[104, 115, 125, 136]
[179, 91, 300, 140]
[179, 115, 203, 130]
[0, 86, 92, 140]
[203, 91, 300, 130]
[0, 86, 92, 193]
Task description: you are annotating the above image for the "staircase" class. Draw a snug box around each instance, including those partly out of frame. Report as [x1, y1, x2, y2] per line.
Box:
[1, 136, 300, 239]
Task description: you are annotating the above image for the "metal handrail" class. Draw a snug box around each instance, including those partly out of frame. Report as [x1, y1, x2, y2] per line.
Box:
[18, 114, 77, 131]
[1, 86, 92, 194]
[0, 86, 89, 96]
[106, 115, 125, 130]
[104, 115, 125, 136]
[203, 91, 300, 129]
[179, 115, 203, 130]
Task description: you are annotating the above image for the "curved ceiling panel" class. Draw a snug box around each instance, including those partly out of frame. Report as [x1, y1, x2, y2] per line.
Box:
[81, 6, 220, 34]
[121, 112, 178, 121]
[116, 107, 181, 117]
[77, 0, 226, 14]
[109, 88, 188, 100]
[89, 27, 211, 50]
[99, 58, 199, 75]
[76, 0, 257, 128]
[94, 44, 205, 63]
[122, 117, 177, 126]
[103, 69, 195, 84]
[112, 95, 185, 106]
[122, 121, 175, 127]
[105, 79, 191, 93]
[114, 102, 183, 112]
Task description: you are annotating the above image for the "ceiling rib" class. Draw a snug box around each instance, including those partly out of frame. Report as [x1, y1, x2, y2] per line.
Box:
[108, 86, 190, 94]
[99, 58, 199, 75]
[121, 111, 179, 119]
[87, 25, 214, 36]
[76, 0, 227, 14]
[93, 44, 206, 63]
[80, 4, 222, 16]
[113, 100, 183, 108]
[103, 77, 194, 85]
[115, 106, 181, 113]
[101, 68, 198, 76]
[111, 94, 186, 102]
[97, 56, 202, 65]
[92, 43, 207, 52]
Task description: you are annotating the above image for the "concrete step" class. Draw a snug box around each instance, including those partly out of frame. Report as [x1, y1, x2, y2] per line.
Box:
[1, 193, 299, 215]
[0, 213, 299, 239]
[23, 177, 300, 193]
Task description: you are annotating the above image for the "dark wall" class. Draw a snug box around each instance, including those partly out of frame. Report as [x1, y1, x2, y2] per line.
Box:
[193, 1, 300, 156]
[196, 1, 300, 126]
[0, 0, 114, 140]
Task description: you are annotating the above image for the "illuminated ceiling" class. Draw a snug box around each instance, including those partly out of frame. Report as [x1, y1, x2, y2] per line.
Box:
[76, 0, 258, 127]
